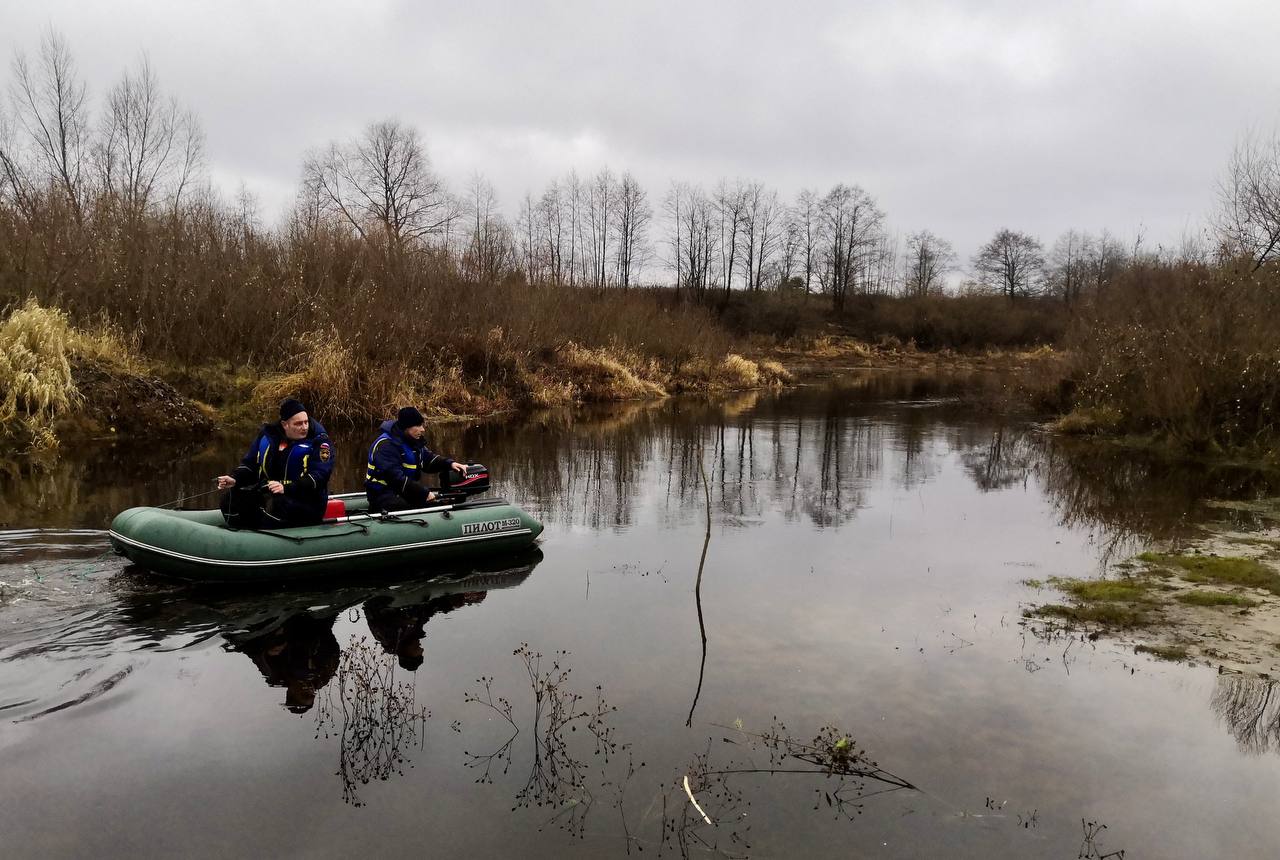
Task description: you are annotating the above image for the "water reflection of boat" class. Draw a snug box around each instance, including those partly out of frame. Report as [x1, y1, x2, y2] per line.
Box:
[150, 552, 537, 716]
[116, 549, 542, 657]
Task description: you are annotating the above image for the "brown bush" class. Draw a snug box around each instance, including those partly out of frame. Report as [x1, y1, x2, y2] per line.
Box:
[0, 188, 737, 424]
[1063, 260, 1280, 451]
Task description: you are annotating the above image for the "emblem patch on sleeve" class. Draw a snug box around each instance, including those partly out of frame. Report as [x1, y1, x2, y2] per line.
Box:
[319, 443, 332, 462]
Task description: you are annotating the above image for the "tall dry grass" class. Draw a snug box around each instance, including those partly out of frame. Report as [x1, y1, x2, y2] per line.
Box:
[0, 188, 811, 433]
[0, 299, 145, 449]
[0, 300, 80, 448]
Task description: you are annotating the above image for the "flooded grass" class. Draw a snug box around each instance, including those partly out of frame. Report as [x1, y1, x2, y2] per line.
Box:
[1174, 590, 1259, 608]
[1135, 643, 1191, 662]
[1048, 575, 1155, 603]
[1138, 552, 1280, 594]
[1027, 603, 1152, 628]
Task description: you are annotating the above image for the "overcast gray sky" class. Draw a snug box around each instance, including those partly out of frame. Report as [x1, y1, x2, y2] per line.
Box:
[5, 0, 1280, 270]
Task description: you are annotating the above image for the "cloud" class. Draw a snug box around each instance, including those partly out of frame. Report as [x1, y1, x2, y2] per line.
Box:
[3, 0, 1280, 265]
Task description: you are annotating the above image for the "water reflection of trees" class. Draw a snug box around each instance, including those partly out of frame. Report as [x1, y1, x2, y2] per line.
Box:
[959, 427, 1036, 492]
[432, 379, 981, 533]
[1031, 434, 1280, 547]
[1211, 672, 1280, 756]
[14, 369, 1280, 549]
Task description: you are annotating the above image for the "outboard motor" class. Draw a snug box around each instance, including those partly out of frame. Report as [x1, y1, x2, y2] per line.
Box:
[439, 463, 491, 499]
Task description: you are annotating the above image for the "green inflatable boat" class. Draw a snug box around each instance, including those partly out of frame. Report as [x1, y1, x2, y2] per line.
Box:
[109, 479, 544, 583]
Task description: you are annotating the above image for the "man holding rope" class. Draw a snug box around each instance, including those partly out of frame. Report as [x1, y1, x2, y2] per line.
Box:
[216, 398, 334, 529]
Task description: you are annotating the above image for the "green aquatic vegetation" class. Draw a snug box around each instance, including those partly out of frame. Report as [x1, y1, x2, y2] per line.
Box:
[1175, 590, 1258, 608]
[1141, 552, 1280, 595]
[1028, 603, 1151, 628]
[1135, 643, 1190, 661]
[1048, 576, 1153, 603]
[1020, 578, 1045, 588]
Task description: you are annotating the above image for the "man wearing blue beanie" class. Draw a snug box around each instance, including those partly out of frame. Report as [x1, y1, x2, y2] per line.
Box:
[364, 406, 467, 512]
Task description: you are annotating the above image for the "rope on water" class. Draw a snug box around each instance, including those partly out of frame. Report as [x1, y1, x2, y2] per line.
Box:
[157, 485, 224, 510]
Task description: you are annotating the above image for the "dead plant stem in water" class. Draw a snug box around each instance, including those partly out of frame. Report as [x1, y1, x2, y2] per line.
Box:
[685, 445, 713, 727]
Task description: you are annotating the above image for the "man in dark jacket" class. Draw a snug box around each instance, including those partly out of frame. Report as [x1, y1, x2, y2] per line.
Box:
[365, 406, 466, 512]
[217, 398, 335, 528]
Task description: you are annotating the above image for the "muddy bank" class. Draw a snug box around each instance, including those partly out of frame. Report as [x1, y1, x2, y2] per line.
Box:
[1023, 500, 1280, 675]
[70, 358, 214, 437]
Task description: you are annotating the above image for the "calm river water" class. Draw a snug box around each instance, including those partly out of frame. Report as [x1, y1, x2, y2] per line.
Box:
[3, 371, 1280, 858]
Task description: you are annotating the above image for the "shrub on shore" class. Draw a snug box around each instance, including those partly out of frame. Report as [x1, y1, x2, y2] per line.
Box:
[0, 300, 210, 450]
[716, 289, 1064, 350]
[1060, 261, 1280, 453]
[0, 300, 80, 449]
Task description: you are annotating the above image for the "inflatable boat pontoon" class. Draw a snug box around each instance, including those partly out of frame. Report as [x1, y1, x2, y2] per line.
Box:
[109, 473, 543, 583]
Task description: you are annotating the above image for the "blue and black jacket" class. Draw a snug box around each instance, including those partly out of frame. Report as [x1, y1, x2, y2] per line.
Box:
[232, 419, 334, 523]
[365, 419, 453, 505]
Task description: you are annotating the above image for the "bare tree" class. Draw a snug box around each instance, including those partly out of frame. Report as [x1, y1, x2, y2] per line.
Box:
[566, 170, 584, 286]
[867, 232, 900, 295]
[972, 229, 1046, 299]
[666, 180, 716, 299]
[587, 167, 615, 287]
[6, 29, 90, 221]
[462, 172, 513, 282]
[795, 188, 819, 294]
[819, 184, 884, 311]
[0, 101, 26, 211]
[740, 183, 780, 291]
[715, 179, 747, 295]
[903, 230, 956, 297]
[536, 179, 566, 285]
[1049, 229, 1089, 306]
[1216, 129, 1280, 270]
[776, 207, 801, 290]
[96, 57, 204, 220]
[613, 171, 650, 289]
[1085, 229, 1127, 295]
[664, 181, 685, 297]
[303, 119, 453, 246]
[516, 190, 538, 283]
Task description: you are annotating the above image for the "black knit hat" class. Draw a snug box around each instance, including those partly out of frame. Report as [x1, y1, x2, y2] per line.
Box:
[279, 398, 307, 421]
[396, 406, 425, 429]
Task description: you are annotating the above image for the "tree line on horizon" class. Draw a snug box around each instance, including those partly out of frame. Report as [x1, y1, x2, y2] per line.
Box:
[4, 29, 1280, 321]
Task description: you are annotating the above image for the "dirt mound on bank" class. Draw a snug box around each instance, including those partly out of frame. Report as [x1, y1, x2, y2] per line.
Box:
[71, 358, 213, 438]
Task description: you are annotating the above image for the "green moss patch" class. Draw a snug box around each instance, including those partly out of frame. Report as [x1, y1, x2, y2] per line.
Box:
[1174, 590, 1258, 608]
[1048, 576, 1154, 603]
[1135, 643, 1190, 662]
[1140, 552, 1280, 595]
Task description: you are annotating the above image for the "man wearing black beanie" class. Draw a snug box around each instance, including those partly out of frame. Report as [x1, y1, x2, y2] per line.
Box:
[216, 397, 335, 528]
[364, 406, 467, 512]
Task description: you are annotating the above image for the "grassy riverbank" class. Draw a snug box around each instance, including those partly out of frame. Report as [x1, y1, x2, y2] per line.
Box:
[0, 297, 793, 452]
[1022, 509, 1280, 675]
